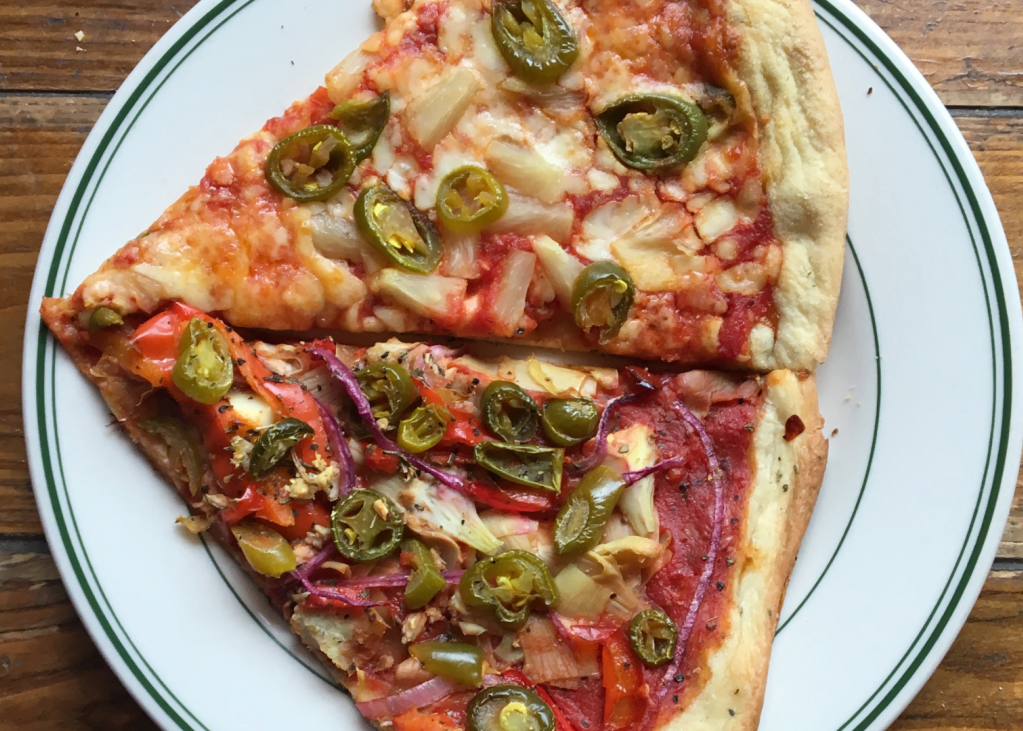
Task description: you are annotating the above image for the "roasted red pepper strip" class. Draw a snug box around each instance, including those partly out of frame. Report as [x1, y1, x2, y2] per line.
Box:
[364, 443, 401, 474]
[416, 383, 487, 448]
[466, 479, 558, 513]
[602, 631, 645, 731]
[219, 485, 291, 525]
[270, 500, 332, 542]
[130, 304, 332, 529]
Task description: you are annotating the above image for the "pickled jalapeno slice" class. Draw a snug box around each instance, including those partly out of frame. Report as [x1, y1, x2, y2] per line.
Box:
[265, 125, 356, 201]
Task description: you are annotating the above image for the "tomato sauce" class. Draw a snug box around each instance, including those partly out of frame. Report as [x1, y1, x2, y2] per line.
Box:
[615, 375, 759, 714]
[397, 1, 445, 55]
[717, 289, 774, 362]
[466, 233, 548, 336]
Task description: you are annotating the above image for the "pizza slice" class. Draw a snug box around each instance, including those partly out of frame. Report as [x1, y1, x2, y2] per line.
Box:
[41, 297, 827, 731]
[55, 0, 847, 369]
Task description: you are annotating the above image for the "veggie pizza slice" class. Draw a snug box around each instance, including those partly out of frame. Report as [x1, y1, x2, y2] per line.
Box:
[52, 0, 847, 369]
[41, 298, 826, 731]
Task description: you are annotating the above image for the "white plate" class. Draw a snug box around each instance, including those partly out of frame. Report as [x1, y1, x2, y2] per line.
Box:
[22, 0, 1023, 729]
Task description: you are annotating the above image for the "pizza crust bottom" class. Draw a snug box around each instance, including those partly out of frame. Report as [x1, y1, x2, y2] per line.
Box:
[664, 370, 827, 730]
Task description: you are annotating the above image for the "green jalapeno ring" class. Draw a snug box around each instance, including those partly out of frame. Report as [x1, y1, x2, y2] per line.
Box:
[553, 465, 626, 555]
[491, 0, 579, 85]
[541, 398, 599, 447]
[355, 184, 443, 273]
[329, 92, 390, 161]
[331, 488, 404, 562]
[468, 684, 555, 731]
[481, 381, 539, 443]
[571, 261, 636, 344]
[403, 539, 447, 609]
[410, 641, 484, 686]
[87, 306, 124, 332]
[397, 403, 451, 453]
[436, 165, 509, 234]
[629, 608, 679, 666]
[172, 318, 234, 405]
[460, 550, 558, 627]
[474, 442, 564, 493]
[357, 362, 417, 429]
[595, 94, 709, 173]
[248, 417, 315, 479]
[265, 125, 356, 202]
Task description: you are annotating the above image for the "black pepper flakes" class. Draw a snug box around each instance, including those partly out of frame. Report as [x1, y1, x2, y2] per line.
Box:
[673, 695, 679, 704]
[674, 673, 684, 683]
[717, 581, 725, 591]
[729, 709, 736, 717]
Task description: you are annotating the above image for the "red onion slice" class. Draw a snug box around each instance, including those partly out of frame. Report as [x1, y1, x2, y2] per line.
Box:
[336, 570, 465, 590]
[308, 344, 466, 491]
[638, 400, 725, 731]
[293, 573, 390, 607]
[570, 371, 657, 474]
[316, 398, 357, 496]
[622, 455, 686, 485]
[355, 675, 464, 719]
[569, 393, 635, 474]
[292, 544, 336, 580]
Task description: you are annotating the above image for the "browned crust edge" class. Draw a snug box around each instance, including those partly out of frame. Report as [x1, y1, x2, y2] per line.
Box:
[731, 0, 849, 371]
[663, 370, 827, 730]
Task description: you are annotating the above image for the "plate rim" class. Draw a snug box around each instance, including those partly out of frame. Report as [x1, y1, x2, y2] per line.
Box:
[20, 0, 1022, 729]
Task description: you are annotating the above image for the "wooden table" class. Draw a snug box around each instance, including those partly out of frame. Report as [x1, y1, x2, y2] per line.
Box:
[1, 1, 1021, 728]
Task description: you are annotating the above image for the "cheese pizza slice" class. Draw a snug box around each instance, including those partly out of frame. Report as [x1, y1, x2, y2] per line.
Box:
[41, 297, 827, 731]
[56, 0, 847, 369]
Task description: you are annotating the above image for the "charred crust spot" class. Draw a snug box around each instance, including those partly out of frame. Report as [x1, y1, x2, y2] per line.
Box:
[784, 414, 805, 441]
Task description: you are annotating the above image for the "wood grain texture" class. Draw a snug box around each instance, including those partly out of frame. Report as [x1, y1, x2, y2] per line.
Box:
[856, 0, 1023, 108]
[0, 549, 157, 731]
[0, 0, 1021, 729]
[0, 1, 196, 93]
[0, 95, 109, 538]
[1, 0, 1021, 106]
[890, 571, 1023, 731]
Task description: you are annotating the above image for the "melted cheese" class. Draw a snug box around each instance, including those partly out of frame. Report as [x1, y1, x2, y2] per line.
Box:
[77, 0, 776, 362]
[227, 391, 274, 429]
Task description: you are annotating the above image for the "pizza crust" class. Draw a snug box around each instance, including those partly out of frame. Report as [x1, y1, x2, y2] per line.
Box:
[731, 0, 849, 370]
[664, 369, 827, 730]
